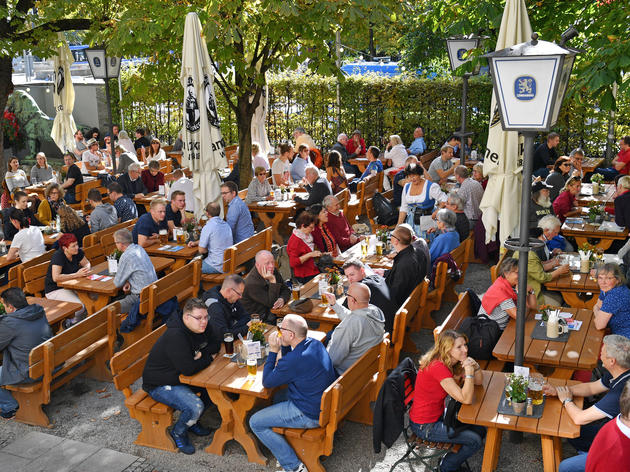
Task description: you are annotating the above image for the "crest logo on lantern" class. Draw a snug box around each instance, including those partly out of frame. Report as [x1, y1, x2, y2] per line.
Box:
[514, 76, 536, 101]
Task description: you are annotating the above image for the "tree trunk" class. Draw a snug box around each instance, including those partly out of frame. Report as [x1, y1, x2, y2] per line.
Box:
[237, 95, 254, 189]
[0, 57, 14, 171]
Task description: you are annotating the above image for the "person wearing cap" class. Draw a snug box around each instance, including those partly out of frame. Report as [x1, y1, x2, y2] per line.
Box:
[553, 176, 582, 224]
[346, 130, 366, 157]
[82, 138, 104, 172]
[529, 180, 555, 230]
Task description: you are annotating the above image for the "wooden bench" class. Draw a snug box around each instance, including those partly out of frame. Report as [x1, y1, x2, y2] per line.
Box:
[83, 218, 137, 248]
[395, 280, 429, 356]
[200, 227, 272, 290]
[433, 291, 505, 372]
[272, 336, 389, 472]
[23, 261, 49, 298]
[111, 323, 176, 452]
[8, 250, 54, 289]
[69, 179, 104, 212]
[419, 149, 440, 169]
[334, 188, 349, 216]
[490, 248, 511, 283]
[5, 304, 117, 426]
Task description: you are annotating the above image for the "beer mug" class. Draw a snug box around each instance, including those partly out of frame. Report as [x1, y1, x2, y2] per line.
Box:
[528, 373, 544, 406]
[223, 332, 235, 358]
[158, 229, 168, 244]
[247, 357, 257, 377]
[375, 241, 383, 256]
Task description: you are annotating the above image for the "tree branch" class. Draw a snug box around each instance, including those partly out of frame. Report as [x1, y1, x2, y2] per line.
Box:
[13, 18, 93, 42]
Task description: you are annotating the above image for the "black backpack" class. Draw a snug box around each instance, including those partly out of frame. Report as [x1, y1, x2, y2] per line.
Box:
[372, 192, 398, 226]
[459, 314, 501, 360]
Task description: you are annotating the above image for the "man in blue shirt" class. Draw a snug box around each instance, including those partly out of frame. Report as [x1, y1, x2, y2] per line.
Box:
[250, 314, 337, 472]
[132, 198, 168, 247]
[407, 127, 427, 156]
[547, 334, 630, 472]
[190, 202, 233, 274]
[108, 182, 138, 223]
[221, 181, 254, 244]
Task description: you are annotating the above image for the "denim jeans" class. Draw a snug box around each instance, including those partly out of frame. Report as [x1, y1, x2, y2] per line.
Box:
[64, 192, 78, 204]
[0, 368, 19, 413]
[410, 420, 485, 472]
[559, 451, 587, 472]
[595, 167, 619, 182]
[148, 385, 209, 435]
[201, 259, 221, 274]
[249, 389, 320, 471]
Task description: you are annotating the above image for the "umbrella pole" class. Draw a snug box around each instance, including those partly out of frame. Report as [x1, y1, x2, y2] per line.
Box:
[105, 77, 117, 174]
[456, 73, 473, 167]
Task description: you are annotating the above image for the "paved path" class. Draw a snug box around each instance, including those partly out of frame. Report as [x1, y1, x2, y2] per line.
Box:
[0, 431, 157, 472]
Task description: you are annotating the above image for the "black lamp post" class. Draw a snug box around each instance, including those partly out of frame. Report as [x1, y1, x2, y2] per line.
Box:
[446, 35, 481, 166]
[484, 32, 577, 367]
[85, 47, 122, 173]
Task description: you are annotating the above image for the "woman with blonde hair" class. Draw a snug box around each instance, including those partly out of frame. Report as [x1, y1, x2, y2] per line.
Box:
[409, 330, 485, 472]
[384, 134, 407, 169]
[30, 152, 55, 185]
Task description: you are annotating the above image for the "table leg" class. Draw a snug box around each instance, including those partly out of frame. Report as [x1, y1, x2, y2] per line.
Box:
[74, 292, 110, 316]
[168, 259, 187, 271]
[572, 236, 613, 251]
[540, 434, 556, 472]
[481, 427, 502, 472]
[561, 292, 597, 310]
[553, 436, 562, 469]
[205, 389, 267, 465]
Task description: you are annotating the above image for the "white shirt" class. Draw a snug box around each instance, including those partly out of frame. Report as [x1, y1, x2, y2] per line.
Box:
[82, 149, 102, 167]
[271, 158, 291, 182]
[384, 144, 408, 168]
[11, 226, 46, 262]
[252, 153, 270, 171]
[170, 177, 195, 212]
[148, 149, 167, 161]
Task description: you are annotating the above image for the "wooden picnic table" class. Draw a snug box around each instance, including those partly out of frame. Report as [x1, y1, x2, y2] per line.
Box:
[465, 159, 482, 168]
[560, 219, 627, 251]
[575, 183, 616, 207]
[27, 296, 83, 333]
[166, 150, 183, 167]
[333, 235, 394, 270]
[458, 370, 583, 472]
[57, 256, 174, 315]
[24, 183, 48, 199]
[143, 243, 198, 271]
[582, 157, 604, 174]
[349, 157, 369, 173]
[492, 307, 604, 378]
[179, 326, 326, 465]
[134, 192, 168, 212]
[247, 200, 298, 244]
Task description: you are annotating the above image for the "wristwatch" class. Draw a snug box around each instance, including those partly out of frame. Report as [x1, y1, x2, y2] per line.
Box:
[562, 398, 573, 406]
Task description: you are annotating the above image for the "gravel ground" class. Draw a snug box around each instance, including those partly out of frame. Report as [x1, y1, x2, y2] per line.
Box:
[0, 263, 579, 471]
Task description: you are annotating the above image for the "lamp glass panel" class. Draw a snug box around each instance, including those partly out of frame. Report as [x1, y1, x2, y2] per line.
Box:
[85, 49, 107, 79]
[447, 39, 479, 71]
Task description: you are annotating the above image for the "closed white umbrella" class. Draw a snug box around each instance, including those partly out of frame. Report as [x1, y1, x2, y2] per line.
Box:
[479, 0, 533, 244]
[50, 33, 77, 153]
[250, 86, 272, 156]
[180, 12, 226, 217]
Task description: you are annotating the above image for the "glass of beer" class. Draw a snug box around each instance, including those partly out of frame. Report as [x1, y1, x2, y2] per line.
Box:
[247, 357, 257, 377]
[375, 241, 383, 256]
[229, 159, 234, 170]
[159, 229, 168, 244]
[223, 332, 234, 357]
[292, 283, 301, 301]
[250, 314, 261, 323]
[361, 239, 369, 257]
[276, 317, 283, 337]
[528, 373, 544, 405]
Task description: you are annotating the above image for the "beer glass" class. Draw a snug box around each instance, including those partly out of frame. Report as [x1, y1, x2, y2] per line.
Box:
[292, 283, 301, 301]
[223, 332, 234, 357]
[247, 357, 257, 377]
[318, 279, 329, 308]
[159, 229, 168, 244]
[360, 239, 369, 257]
[528, 373, 544, 405]
[375, 241, 383, 256]
[276, 317, 283, 337]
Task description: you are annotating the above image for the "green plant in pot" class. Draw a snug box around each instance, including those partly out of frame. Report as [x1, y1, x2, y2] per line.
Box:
[587, 201, 603, 223]
[591, 173, 604, 194]
[506, 374, 529, 414]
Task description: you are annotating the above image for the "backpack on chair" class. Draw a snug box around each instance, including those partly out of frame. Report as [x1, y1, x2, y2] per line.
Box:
[372, 192, 398, 226]
[458, 290, 501, 360]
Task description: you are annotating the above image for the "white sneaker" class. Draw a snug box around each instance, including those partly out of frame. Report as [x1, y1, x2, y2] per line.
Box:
[293, 464, 307, 472]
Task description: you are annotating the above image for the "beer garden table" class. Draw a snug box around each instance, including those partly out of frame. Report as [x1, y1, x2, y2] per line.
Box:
[28, 296, 83, 333]
[581, 157, 604, 174]
[179, 326, 326, 465]
[574, 183, 615, 207]
[332, 235, 394, 270]
[247, 200, 298, 245]
[143, 243, 198, 271]
[560, 219, 627, 251]
[134, 192, 167, 212]
[492, 307, 604, 378]
[349, 157, 368, 173]
[458, 370, 583, 472]
[57, 257, 174, 314]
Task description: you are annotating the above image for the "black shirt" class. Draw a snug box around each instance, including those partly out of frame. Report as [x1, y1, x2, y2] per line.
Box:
[2, 207, 41, 240]
[134, 136, 151, 150]
[117, 173, 147, 199]
[532, 143, 558, 172]
[385, 245, 425, 308]
[45, 248, 84, 294]
[165, 203, 183, 228]
[454, 212, 470, 244]
[65, 164, 83, 196]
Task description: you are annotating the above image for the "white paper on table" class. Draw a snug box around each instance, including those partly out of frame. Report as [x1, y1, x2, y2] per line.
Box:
[420, 215, 437, 232]
[598, 221, 625, 232]
[514, 366, 530, 378]
[559, 312, 572, 319]
[243, 340, 262, 359]
[568, 320, 582, 331]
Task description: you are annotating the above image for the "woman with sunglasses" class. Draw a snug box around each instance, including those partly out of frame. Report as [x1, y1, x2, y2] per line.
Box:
[245, 166, 273, 203]
[545, 156, 572, 201]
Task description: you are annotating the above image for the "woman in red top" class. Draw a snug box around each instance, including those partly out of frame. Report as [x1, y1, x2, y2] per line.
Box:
[287, 211, 321, 283]
[308, 204, 339, 256]
[552, 176, 581, 223]
[409, 330, 485, 472]
[141, 160, 165, 193]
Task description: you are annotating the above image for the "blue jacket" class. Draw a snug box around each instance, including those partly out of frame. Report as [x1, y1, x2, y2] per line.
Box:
[263, 337, 337, 420]
[429, 230, 460, 263]
[0, 304, 52, 385]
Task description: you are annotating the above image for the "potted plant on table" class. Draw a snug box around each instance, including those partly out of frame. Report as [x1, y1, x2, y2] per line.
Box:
[587, 201, 603, 224]
[591, 173, 604, 194]
[506, 374, 529, 414]
[325, 268, 344, 296]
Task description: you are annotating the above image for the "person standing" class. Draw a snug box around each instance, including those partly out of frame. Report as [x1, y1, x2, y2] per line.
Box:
[221, 181, 254, 244]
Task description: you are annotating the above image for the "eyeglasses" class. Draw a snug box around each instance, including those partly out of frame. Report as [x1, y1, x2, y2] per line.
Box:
[279, 327, 295, 334]
[231, 287, 243, 298]
[187, 313, 209, 322]
[220, 191, 231, 195]
[391, 234, 399, 242]
[561, 163, 571, 167]
[346, 293, 357, 303]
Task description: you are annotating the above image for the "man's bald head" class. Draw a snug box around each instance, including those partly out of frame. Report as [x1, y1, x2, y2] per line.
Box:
[283, 314, 308, 338]
[348, 282, 371, 308]
[255, 250, 275, 274]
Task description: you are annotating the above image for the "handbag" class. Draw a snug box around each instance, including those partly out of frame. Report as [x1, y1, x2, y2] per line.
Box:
[442, 395, 467, 438]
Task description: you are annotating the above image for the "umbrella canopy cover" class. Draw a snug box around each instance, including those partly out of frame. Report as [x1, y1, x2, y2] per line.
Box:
[180, 12, 226, 216]
[50, 33, 77, 153]
[479, 0, 533, 244]
[251, 86, 273, 157]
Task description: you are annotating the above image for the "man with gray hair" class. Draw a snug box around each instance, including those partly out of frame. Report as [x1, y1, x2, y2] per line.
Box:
[117, 162, 148, 214]
[202, 274, 250, 339]
[453, 165, 483, 223]
[323, 194, 361, 251]
[294, 167, 332, 207]
[546, 334, 630, 471]
[444, 191, 470, 243]
[569, 148, 585, 179]
[242, 250, 291, 322]
[112, 228, 158, 314]
[427, 144, 455, 184]
[293, 126, 315, 150]
[323, 282, 385, 374]
[332, 133, 360, 174]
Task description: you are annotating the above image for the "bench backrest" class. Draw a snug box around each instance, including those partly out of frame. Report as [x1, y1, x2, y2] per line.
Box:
[83, 244, 106, 265]
[29, 304, 117, 402]
[8, 250, 54, 289]
[73, 179, 103, 208]
[23, 261, 49, 297]
[83, 218, 137, 248]
[490, 248, 510, 283]
[433, 291, 472, 343]
[390, 309, 409, 370]
[335, 188, 349, 215]
[111, 323, 167, 397]
[365, 190, 394, 228]
[363, 173, 380, 203]
[419, 149, 440, 169]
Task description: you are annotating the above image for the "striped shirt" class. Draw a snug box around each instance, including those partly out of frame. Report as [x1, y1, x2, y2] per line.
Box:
[478, 298, 515, 330]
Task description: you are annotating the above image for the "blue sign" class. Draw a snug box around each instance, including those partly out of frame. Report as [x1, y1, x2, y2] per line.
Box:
[93, 57, 101, 67]
[456, 48, 467, 61]
[514, 76, 536, 100]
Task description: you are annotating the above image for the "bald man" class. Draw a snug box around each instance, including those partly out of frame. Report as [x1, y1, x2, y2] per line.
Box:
[323, 282, 385, 374]
[249, 314, 336, 472]
[241, 250, 291, 322]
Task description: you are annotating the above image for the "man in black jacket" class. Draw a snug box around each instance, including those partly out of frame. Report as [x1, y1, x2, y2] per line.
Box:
[117, 163, 147, 214]
[342, 259, 395, 334]
[532, 132, 560, 178]
[0, 288, 52, 418]
[332, 133, 360, 175]
[202, 274, 250, 339]
[142, 298, 220, 454]
[241, 250, 291, 322]
[378, 225, 426, 309]
[294, 167, 332, 207]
